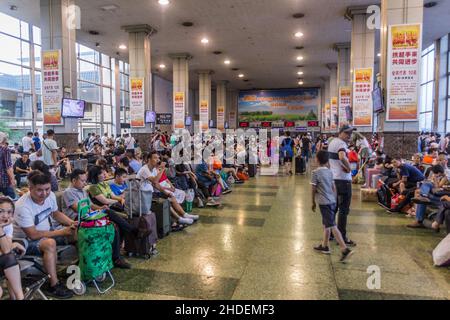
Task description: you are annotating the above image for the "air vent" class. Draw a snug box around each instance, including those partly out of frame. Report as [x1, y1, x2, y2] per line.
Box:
[295, 46, 304, 50]
[213, 51, 223, 55]
[182, 22, 194, 27]
[424, 1, 437, 8]
[100, 5, 119, 11]
[89, 30, 100, 35]
[231, 68, 239, 71]
[292, 13, 305, 19]
[296, 65, 305, 68]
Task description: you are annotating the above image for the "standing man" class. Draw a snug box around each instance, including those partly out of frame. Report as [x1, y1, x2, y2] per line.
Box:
[124, 133, 136, 151]
[42, 129, 58, 168]
[22, 132, 34, 153]
[327, 125, 356, 246]
[32, 132, 41, 151]
[0, 133, 16, 199]
[101, 133, 109, 147]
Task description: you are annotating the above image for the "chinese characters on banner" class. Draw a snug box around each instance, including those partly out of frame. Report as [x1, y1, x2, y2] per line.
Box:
[325, 103, 331, 132]
[331, 97, 338, 131]
[353, 68, 373, 127]
[229, 111, 237, 129]
[130, 78, 145, 128]
[339, 87, 352, 128]
[173, 92, 185, 129]
[42, 50, 63, 125]
[200, 100, 209, 131]
[387, 24, 422, 121]
[217, 106, 225, 130]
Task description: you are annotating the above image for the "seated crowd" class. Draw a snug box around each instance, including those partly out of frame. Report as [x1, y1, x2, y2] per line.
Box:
[0, 129, 252, 300]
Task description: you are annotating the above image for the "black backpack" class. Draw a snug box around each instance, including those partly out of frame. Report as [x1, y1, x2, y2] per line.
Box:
[377, 184, 393, 210]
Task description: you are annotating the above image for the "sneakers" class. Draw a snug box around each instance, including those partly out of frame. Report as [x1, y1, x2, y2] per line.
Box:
[114, 258, 132, 269]
[313, 245, 331, 254]
[44, 282, 74, 299]
[179, 217, 194, 225]
[407, 221, 426, 229]
[184, 213, 199, 221]
[344, 239, 357, 247]
[222, 189, 232, 195]
[340, 248, 354, 262]
[412, 196, 431, 205]
[234, 180, 245, 184]
[206, 199, 220, 207]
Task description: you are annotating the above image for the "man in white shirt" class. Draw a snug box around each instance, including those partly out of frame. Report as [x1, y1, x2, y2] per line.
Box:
[327, 125, 356, 246]
[124, 133, 136, 150]
[22, 132, 34, 153]
[101, 133, 109, 147]
[13, 170, 76, 299]
[41, 129, 58, 167]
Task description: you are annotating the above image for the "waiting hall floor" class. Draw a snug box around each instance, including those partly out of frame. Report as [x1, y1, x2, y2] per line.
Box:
[80, 174, 450, 300]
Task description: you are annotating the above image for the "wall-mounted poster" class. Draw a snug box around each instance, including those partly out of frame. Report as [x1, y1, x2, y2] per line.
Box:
[353, 68, 373, 127]
[173, 92, 185, 129]
[42, 50, 63, 125]
[130, 78, 145, 128]
[386, 23, 422, 121]
[339, 87, 352, 128]
[238, 88, 320, 123]
[217, 106, 225, 130]
[229, 111, 237, 129]
[156, 113, 172, 125]
[325, 103, 331, 131]
[330, 97, 338, 131]
[200, 100, 209, 131]
[321, 105, 326, 131]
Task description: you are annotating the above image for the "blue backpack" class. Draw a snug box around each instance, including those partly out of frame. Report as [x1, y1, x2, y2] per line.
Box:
[282, 138, 294, 158]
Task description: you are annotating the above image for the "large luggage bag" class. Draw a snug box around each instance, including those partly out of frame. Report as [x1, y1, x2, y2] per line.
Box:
[295, 156, 306, 175]
[152, 198, 171, 239]
[124, 179, 158, 259]
[377, 183, 393, 210]
[248, 164, 257, 178]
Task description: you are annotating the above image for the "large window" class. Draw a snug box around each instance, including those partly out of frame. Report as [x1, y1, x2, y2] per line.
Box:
[419, 44, 435, 132]
[446, 37, 450, 132]
[119, 61, 130, 124]
[0, 11, 41, 142]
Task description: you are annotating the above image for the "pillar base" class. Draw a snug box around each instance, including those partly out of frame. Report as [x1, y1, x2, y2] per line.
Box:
[382, 132, 418, 159]
[54, 133, 79, 152]
[133, 133, 154, 153]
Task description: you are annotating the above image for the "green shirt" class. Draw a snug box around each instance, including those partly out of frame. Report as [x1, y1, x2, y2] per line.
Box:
[88, 182, 113, 199]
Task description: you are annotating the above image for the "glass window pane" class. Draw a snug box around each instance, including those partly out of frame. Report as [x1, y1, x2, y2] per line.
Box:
[420, 85, 426, 113]
[426, 83, 433, 112]
[102, 67, 111, 86]
[35, 70, 41, 94]
[32, 26, 41, 45]
[103, 87, 111, 105]
[0, 33, 22, 65]
[78, 44, 99, 64]
[119, 61, 124, 72]
[427, 51, 435, 82]
[101, 54, 110, 68]
[22, 68, 31, 92]
[0, 12, 20, 37]
[34, 45, 41, 69]
[419, 113, 426, 131]
[425, 112, 432, 131]
[20, 21, 29, 40]
[421, 54, 428, 84]
[21, 41, 30, 67]
[79, 60, 100, 83]
[79, 81, 100, 103]
[103, 105, 112, 123]
[0, 89, 32, 119]
[0, 62, 22, 91]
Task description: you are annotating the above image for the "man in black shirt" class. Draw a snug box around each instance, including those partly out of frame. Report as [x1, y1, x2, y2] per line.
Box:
[301, 134, 312, 162]
[14, 152, 31, 187]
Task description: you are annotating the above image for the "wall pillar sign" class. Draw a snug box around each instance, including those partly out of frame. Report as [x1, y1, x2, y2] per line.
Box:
[330, 97, 338, 131]
[42, 50, 63, 125]
[130, 77, 146, 128]
[174, 92, 185, 129]
[352, 68, 373, 127]
[217, 106, 225, 130]
[339, 86, 352, 127]
[200, 100, 209, 131]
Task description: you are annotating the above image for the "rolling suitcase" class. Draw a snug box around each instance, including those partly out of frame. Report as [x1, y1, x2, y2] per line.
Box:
[248, 164, 257, 178]
[295, 156, 306, 175]
[152, 198, 171, 239]
[124, 179, 158, 259]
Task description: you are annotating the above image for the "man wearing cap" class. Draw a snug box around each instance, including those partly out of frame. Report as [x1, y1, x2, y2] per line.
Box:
[327, 125, 356, 246]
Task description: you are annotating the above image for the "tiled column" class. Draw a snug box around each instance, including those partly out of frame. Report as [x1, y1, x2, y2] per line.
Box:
[328, 63, 338, 133]
[216, 81, 227, 131]
[170, 53, 191, 131]
[198, 70, 213, 131]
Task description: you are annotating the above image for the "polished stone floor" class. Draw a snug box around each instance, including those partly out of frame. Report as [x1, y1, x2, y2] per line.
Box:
[80, 171, 450, 300]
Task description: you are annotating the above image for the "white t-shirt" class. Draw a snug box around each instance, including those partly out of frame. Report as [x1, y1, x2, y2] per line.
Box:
[101, 136, 109, 146]
[42, 138, 58, 166]
[137, 165, 158, 192]
[328, 137, 352, 181]
[356, 138, 370, 150]
[29, 152, 44, 163]
[3, 223, 13, 238]
[125, 137, 136, 150]
[13, 192, 58, 239]
[22, 136, 33, 152]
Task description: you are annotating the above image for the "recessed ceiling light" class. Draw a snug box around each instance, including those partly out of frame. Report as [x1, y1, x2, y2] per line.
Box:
[297, 71, 304, 75]
[224, 60, 231, 65]
[119, 44, 127, 50]
[100, 5, 119, 11]
[295, 32, 304, 38]
[377, 53, 381, 57]
[298, 81, 304, 85]
[9, 5, 18, 11]
[95, 42, 100, 48]
[182, 22, 194, 27]
[424, 1, 438, 8]
[238, 74, 245, 78]
[201, 38, 209, 44]
[292, 13, 305, 19]
[295, 46, 304, 50]
[231, 68, 239, 71]
[82, 89, 87, 93]
[158, 0, 170, 5]
[89, 30, 100, 35]
[159, 64, 166, 69]
[297, 56, 304, 61]
[213, 51, 222, 55]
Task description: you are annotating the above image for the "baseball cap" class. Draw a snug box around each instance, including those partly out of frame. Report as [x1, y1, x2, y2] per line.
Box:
[339, 125, 356, 134]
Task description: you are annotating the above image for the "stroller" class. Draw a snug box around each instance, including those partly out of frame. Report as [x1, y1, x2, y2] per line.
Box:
[72, 199, 116, 295]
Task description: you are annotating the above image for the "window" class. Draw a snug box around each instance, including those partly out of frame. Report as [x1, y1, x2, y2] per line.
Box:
[120, 62, 130, 124]
[446, 37, 450, 131]
[419, 44, 435, 132]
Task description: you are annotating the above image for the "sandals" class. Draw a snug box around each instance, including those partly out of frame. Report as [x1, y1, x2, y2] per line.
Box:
[171, 223, 185, 232]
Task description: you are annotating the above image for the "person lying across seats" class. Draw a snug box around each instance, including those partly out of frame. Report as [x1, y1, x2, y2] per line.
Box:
[410, 164, 450, 229]
[64, 169, 142, 270]
[0, 196, 25, 300]
[137, 152, 198, 229]
[12, 171, 75, 299]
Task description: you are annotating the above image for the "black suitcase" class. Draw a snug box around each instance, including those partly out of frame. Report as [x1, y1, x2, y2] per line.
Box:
[248, 164, 257, 178]
[152, 198, 171, 239]
[295, 156, 306, 175]
[377, 183, 393, 210]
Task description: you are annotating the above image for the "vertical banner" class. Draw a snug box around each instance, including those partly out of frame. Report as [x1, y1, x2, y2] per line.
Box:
[330, 97, 338, 131]
[325, 103, 331, 132]
[217, 106, 225, 130]
[42, 50, 63, 125]
[321, 106, 326, 131]
[229, 111, 237, 129]
[173, 92, 185, 129]
[130, 78, 145, 128]
[387, 24, 422, 121]
[353, 68, 373, 127]
[339, 87, 352, 128]
[200, 100, 209, 131]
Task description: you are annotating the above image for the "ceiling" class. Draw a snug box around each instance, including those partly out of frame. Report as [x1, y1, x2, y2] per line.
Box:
[1, 0, 450, 90]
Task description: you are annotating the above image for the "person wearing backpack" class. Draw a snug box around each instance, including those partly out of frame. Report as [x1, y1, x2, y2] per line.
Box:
[281, 131, 295, 176]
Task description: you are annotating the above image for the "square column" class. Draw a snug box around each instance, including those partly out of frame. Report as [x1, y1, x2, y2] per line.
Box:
[216, 81, 228, 131]
[227, 90, 238, 129]
[170, 53, 192, 131]
[198, 70, 213, 131]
